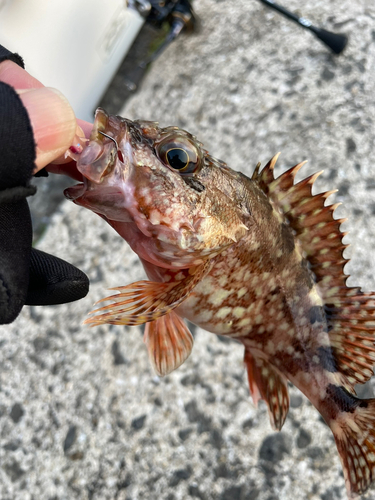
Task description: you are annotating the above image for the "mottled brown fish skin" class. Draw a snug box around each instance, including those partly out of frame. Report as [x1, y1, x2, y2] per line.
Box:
[169, 168, 347, 427]
[66, 109, 375, 499]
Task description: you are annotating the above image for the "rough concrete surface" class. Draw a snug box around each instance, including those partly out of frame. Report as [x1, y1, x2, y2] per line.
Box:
[2, 1, 375, 499]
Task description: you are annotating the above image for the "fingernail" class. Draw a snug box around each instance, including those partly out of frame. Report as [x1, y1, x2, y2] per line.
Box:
[18, 87, 76, 169]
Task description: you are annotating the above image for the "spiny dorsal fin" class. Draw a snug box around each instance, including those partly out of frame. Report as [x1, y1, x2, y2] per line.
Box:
[251, 161, 262, 180]
[253, 155, 349, 294]
[253, 155, 375, 387]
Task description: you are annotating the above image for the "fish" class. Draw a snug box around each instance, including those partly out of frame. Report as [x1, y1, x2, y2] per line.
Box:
[65, 107, 375, 499]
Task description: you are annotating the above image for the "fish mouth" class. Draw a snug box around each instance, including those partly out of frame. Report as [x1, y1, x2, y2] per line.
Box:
[64, 108, 130, 205]
[64, 182, 86, 201]
[76, 108, 120, 184]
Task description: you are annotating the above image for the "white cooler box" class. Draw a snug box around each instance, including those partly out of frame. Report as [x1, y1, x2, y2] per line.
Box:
[0, 0, 145, 121]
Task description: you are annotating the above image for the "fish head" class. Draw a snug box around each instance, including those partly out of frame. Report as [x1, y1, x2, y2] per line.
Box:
[65, 108, 250, 269]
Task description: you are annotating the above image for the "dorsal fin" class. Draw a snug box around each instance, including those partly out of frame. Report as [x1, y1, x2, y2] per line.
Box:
[253, 154, 346, 289]
[253, 155, 375, 387]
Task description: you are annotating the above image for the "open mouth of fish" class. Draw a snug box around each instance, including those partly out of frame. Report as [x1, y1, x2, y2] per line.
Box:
[64, 109, 136, 223]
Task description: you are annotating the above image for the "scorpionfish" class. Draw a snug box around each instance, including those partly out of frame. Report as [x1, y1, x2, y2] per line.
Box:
[66, 108, 375, 498]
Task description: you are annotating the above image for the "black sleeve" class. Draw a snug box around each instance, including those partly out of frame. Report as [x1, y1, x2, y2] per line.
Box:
[0, 44, 89, 324]
[0, 45, 25, 67]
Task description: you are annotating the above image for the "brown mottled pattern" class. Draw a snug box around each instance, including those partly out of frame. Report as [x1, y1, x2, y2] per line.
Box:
[177, 181, 336, 387]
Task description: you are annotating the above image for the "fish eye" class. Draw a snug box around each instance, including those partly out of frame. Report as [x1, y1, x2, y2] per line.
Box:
[157, 135, 202, 175]
[166, 148, 189, 170]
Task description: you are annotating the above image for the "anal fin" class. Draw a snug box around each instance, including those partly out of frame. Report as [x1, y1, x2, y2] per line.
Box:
[244, 348, 289, 431]
[144, 311, 193, 376]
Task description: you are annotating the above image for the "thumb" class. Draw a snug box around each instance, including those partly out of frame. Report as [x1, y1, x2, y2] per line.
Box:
[18, 87, 77, 171]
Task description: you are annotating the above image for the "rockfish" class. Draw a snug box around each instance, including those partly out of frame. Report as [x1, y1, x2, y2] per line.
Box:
[66, 108, 375, 498]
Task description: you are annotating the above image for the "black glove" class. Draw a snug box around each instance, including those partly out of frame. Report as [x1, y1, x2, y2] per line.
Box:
[0, 45, 89, 324]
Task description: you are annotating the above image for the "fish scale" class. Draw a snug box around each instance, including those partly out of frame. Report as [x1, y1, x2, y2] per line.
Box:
[66, 108, 375, 499]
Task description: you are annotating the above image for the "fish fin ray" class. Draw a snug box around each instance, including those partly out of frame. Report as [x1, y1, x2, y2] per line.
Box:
[255, 156, 375, 388]
[244, 349, 289, 431]
[144, 311, 193, 376]
[331, 399, 375, 497]
[254, 155, 349, 291]
[84, 261, 212, 327]
[327, 295, 375, 386]
[251, 161, 262, 180]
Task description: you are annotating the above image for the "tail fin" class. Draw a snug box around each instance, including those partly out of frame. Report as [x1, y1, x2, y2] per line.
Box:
[331, 398, 375, 498]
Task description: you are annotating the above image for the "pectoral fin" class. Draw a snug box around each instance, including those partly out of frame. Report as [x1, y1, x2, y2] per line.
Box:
[244, 348, 290, 431]
[84, 260, 211, 327]
[144, 311, 194, 376]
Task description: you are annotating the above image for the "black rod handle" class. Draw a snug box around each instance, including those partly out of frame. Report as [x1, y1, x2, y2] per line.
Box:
[259, 0, 348, 54]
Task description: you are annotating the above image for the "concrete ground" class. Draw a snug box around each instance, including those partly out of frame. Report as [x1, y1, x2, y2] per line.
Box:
[2, 1, 375, 499]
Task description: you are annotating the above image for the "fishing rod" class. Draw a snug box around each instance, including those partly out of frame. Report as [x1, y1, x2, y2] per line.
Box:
[259, 0, 348, 54]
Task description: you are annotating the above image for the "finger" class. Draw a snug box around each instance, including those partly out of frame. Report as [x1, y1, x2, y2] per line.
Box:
[18, 87, 77, 171]
[46, 120, 93, 181]
[0, 59, 43, 89]
[0, 59, 93, 148]
[77, 119, 93, 139]
[46, 161, 84, 181]
[0, 59, 94, 179]
[50, 120, 93, 166]
[50, 124, 86, 166]
[26, 249, 89, 306]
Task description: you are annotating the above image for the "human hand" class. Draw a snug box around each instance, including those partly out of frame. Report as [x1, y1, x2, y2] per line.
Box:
[0, 58, 92, 178]
[0, 46, 90, 324]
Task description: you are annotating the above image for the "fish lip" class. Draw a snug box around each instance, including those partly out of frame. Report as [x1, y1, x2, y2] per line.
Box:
[91, 107, 109, 138]
[64, 183, 86, 201]
[75, 108, 131, 185]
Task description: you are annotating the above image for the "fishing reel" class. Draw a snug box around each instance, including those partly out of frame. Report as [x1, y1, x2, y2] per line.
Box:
[131, 0, 196, 31]
[126, 0, 197, 91]
[110, 0, 347, 99]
